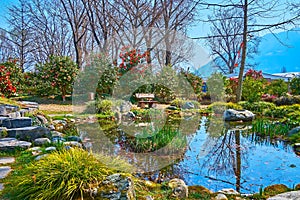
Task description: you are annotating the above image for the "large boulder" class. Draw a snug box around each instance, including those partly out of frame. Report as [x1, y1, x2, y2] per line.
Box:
[288, 126, 300, 137]
[223, 109, 255, 122]
[94, 174, 135, 200]
[7, 126, 51, 142]
[168, 178, 188, 199]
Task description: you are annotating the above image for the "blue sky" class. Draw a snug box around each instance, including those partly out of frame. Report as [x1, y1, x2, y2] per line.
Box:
[0, 0, 15, 28]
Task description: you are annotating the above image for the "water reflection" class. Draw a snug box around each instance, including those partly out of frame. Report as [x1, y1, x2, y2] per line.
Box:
[78, 116, 300, 193]
[177, 117, 300, 193]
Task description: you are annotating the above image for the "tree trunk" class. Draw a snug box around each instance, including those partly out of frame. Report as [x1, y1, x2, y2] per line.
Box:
[236, 0, 248, 102]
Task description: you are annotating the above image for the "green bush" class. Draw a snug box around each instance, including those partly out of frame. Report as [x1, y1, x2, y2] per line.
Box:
[273, 95, 300, 106]
[238, 101, 276, 114]
[264, 104, 300, 118]
[36, 56, 78, 101]
[206, 73, 226, 102]
[290, 77, 300, 95]
[170, 98, 200, 109]
[242, 76, 265, 102]
[265, 79, 288, 97]
[96, 99, 113, 115]
[208, 102, 242, 114]
[3, 149, 114, 200]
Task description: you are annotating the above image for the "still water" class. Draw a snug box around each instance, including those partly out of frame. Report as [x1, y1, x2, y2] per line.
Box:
[80, 116, 300, 194]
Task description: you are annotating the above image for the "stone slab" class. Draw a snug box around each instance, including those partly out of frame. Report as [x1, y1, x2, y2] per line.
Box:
[0, 157, 15, 165]
[1, 117, 32, 129]
[0, 166, 12, 179]
[0, 138, 32, 151]
[7, 126, 51, 141]
[267, 191, 300, 200]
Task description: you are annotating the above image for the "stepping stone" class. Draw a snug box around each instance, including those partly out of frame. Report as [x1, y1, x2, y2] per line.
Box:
[0, 157, 15, 165]
[1, 117, 32, 129]
[0, 166, 12, 179]
[7, 126, 51, 142]
[18, 101, 39, 109]
[0, 138, 32, 151]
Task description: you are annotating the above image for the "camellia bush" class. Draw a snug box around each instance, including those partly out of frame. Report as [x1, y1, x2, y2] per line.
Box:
[0, 59, 23, 97]
[36, 56, 78, 101]
[0, 64, 16, 97]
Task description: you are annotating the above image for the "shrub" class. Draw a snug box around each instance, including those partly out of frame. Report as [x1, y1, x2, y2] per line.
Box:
[206, 73, 226, 102]
[36, 56, 78, 101]
[273, 95, 300, 106]
[208, 102, 242, 114]
[238, 101, 276, 114]
[170, 98, 200, 109]
[96, 99, 113, 115]
[265, 79, 288, 97]
[290, 77, 300, 95]
[242, 76, 265, 102]
[0, 65, 16, 97]
[3, 149, 114, 200]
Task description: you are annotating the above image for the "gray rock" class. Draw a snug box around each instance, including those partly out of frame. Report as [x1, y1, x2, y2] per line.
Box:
[0, 166, 12, 179]
[120, 101, 132, 113]
[288, 126, 300, 137]
[1, 117, 32, 129]
[0, 106, 7, 116]
[27, 146, 42, 151]
[52, 136, 66, 143]
[36, 115, 48, 124]
[51, 131, 64, 137]
[99, 173, 136, 200]
[145, 196, 154, 200]
[125, 111, 136, 119]
[0, 138, 32, 151]
[64, 141, 82, 148]
[7, 126, 51, 142]
[35, 154, 49, 161]
[218, 188, 239, 195]
[267, 191, 300, 200]
[182, 102, 195, 109]
[216, 193, 228, 200]
[8, 111, 21, 118]
[45, 146, 57, 152]
[224, 109, 255, 122]
[34, 138, 51, 146]
[18, 101, 39, 109]
[168, 178, 188, 199]
[167, 106, 178, 110]
[5, 105, 19, 113]
[67, 136, 82, 142]
[0, 157, 15, 165]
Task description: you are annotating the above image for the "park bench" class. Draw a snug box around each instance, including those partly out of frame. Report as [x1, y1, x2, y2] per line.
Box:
[135, 93, 157, 108]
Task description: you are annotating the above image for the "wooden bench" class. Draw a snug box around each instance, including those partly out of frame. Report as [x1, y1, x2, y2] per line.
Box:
[135, 93, 157, 108]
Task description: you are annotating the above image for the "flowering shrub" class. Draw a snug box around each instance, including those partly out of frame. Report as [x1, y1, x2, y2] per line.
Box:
[118, 46, 148, 76]
[290, 77, 300, 95]
[36, 56, 78, 101]
[0, 65, 16, 97]
[245, 69, 263, 79]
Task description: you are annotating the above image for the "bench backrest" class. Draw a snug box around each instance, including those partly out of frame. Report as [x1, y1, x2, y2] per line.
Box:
[135, 93, 155, 99]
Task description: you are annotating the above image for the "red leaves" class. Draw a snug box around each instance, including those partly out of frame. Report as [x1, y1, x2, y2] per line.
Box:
[0, 64, 17, 96]
[245, 69, 263, 80]
[118, 46, 149, 76]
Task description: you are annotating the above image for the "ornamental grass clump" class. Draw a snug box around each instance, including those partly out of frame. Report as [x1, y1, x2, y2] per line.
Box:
[3, 148, 115, 200]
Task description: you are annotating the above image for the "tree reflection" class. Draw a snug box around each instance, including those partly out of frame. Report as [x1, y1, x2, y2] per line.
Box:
[201, 123, 250, 192]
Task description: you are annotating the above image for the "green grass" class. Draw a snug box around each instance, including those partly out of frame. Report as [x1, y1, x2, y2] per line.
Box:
[2, 148, 115, 200]
[252, 119, 292, 138]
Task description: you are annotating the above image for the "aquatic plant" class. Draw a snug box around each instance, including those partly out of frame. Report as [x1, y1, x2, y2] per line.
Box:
[127, 127, 186, 153]
[252, 119, 291, 138]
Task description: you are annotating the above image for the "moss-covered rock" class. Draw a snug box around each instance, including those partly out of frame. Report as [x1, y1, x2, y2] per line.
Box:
[264, 184, 289, 196]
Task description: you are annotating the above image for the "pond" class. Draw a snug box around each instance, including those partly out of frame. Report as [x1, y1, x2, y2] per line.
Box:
[78, 115, 300, 194]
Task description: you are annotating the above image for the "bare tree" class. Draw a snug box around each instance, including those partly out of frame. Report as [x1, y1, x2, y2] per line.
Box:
[4, 0, 34, 71]
[59, 0, 88, 67]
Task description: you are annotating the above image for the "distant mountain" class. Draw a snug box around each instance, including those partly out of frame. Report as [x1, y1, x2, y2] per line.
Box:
[194, 28, 300, 77]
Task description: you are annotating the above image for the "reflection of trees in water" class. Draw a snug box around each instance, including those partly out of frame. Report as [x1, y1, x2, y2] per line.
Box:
[201, 127, 250, 192]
